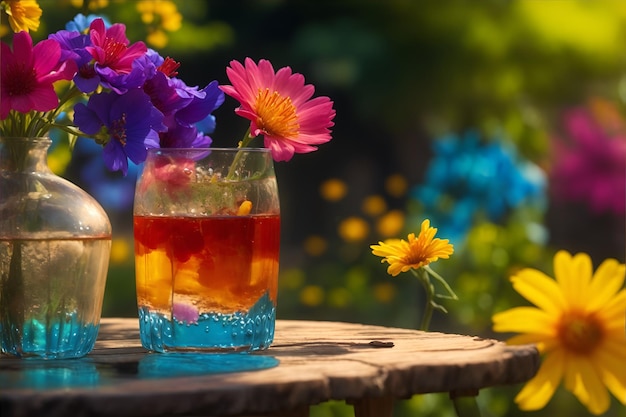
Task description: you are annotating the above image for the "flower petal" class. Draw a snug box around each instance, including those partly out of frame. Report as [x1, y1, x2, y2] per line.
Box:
[588, 258, 626, 311]
[554, 251, 593, 307]
[493, 306, 555, 335]
[600, 289, 626, 332]
[592, 341, 626, 405]
[515, 351, 564, 411]
[565, 355, 610, 415]
[510, 268, 566, 315]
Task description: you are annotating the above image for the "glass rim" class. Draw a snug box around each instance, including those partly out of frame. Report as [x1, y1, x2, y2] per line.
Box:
[148, 147, 272, 154]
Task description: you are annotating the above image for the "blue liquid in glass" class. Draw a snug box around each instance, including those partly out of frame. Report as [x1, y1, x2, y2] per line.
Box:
[138, 292, 276, 352]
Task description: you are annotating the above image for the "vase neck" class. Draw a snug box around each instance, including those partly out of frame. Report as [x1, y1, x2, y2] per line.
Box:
[0, 137, 52, 173]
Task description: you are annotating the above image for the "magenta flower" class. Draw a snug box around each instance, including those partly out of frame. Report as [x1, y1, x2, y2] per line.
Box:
[0, 31, 76, 119]
[551, 107, 626, 216]
[85, 18, 149, 93]
[220, 58, 336, 161]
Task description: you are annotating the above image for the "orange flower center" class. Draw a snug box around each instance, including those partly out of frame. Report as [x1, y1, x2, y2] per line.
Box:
[254, 88, 299, 138]
[402, 235, 432, 267]
[556, 311, 604, 355]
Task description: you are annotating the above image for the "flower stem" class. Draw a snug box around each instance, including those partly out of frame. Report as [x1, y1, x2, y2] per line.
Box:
[226, 127, 255, 180]
[414, 268, 435, 331]
[424, 265, 458, 301]
[238, 127, 254, 149]
[412, 266, 458, 332]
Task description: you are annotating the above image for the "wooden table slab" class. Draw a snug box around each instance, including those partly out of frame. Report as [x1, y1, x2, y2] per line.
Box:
[0, 318, 539, 417]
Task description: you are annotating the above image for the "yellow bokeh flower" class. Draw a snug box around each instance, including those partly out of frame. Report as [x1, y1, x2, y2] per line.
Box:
[303, 235, 327, 257]
[373, 282, 396, 303]
[3, 0, 42, 33]
[338, 216, 369, 242]
[384, 173, 408, 198]
[69, 0, 108, 10]
[320, 178, 347, 202]
[110, 236, 131, 264]
[376, 209, 405, 238]
[362, 195, 387, 216]
[300, 285, 324, 307]
[493, 251, 626, 415]
[136, 0, 182, 48]
[146, 29, 168, 49]
[370, 219, 454, 277]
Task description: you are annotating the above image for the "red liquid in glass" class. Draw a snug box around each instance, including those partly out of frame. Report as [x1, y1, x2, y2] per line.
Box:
[134, 215, 280, 314]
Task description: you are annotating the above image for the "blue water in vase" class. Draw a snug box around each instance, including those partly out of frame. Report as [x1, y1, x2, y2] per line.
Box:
[0, 312, 100, 359]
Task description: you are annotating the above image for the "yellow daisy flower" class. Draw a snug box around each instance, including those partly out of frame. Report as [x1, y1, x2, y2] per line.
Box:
[2, 0, 42, 33]
[370, 219, 454, 277]
[493, 250, 626, 415]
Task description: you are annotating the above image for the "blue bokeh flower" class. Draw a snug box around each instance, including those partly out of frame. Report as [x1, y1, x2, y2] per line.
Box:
[411, 131, 546, 244]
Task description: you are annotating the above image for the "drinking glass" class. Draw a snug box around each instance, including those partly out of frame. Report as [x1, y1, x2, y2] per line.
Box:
[133, 148, 280, 352]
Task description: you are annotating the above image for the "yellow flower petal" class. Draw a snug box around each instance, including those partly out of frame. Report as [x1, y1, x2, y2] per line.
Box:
[554, 251, 593, 307]
[510, 268, 566, 315]
[5, 0, 41, 32]
[588, 258, 625, 310]
[600, 290, 626, 331]
[493, 306, 555, 335]
[601, 338, 626, 368]
[565, 356, 610, 415]
[604, 371, 626, 407]
[515, 351, 564, 410]
[593, 344, 626, 405]
[506, 334, 555, 352]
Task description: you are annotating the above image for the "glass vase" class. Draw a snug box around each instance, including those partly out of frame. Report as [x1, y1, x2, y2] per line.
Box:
[134, 147, 280, 352]
[0, 136, 112, 359]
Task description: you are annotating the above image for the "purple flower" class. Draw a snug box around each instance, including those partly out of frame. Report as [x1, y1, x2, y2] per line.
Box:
[141, 53, 224, 147]
[48, 29, 89, 62]
[47, 29, 101, 93]
[158, 123, 212, 148]
[143, 71, 191, 124]
[74, 89, 165, 175]
[174, 80, 224, 128]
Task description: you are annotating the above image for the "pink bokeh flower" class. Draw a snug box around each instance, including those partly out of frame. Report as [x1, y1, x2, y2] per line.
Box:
[220, 58, 336, 162]
[0, 31, 76, 119]
[550, 104, 626, 216]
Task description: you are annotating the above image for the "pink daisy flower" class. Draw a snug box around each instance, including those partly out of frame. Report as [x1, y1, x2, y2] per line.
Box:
[0, 31, 76, 119]
[220, 58, 336, 161]
[87, 18, 147, 75]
